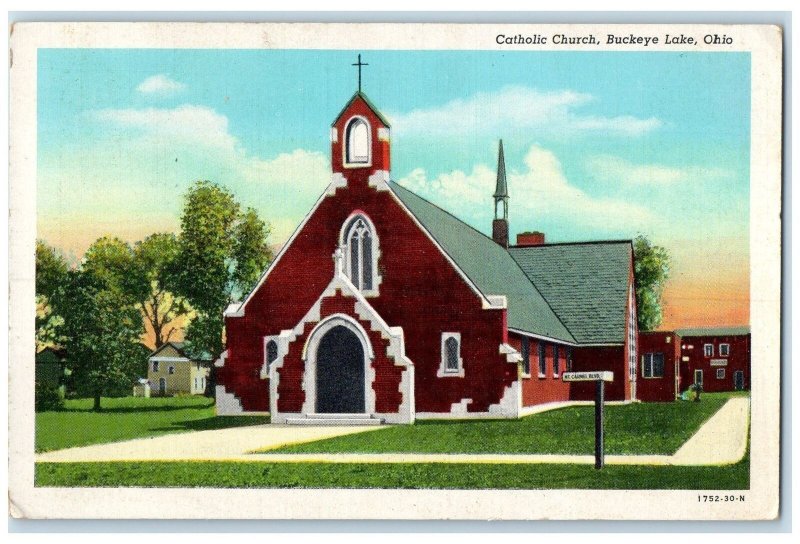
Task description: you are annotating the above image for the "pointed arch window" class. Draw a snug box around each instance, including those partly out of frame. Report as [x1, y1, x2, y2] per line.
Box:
[342, 214, 380, 294]
[345, 117, 371, 165]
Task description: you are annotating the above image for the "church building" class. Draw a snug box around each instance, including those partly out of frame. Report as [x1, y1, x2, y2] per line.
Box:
[215, 81, 639, 424]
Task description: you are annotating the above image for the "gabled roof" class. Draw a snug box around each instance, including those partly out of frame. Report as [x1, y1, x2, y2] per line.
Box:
[331, 91, 391, 128]
[148, 341, 213, 362]
[389, 181, 575, 344]
[509, 242, 633, 345]
[675, 326, 750, 338]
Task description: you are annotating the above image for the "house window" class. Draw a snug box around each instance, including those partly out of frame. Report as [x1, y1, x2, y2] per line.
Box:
[538, 342, 546, 377]
[720, 343, 730, 356]
[704, 344, 714, 357]
[520, 337, 531, 376]
[345, 117, 370, 164]
[342, 215, 379, 292]
[553, 345, 560, 377]
[716, 368, 726, 379]
[152, 361, 159, 372]
[266, 340, 278, 366]
[438, 333, 464, 377]
[168, 366, 175, 375]
[642, 352, 665, 378]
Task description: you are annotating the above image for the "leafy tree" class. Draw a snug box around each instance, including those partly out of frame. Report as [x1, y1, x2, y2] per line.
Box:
[35, 240, 69, 350]
[132, 233, 189, 348]
[56, 238, 145, 411]
[175, 181, 272, 359]
[633, 234, 671, 331]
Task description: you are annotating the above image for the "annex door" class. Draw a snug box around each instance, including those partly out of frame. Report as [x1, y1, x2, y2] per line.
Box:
[315, 325, 366, 413]
[734, 370, 744, 390]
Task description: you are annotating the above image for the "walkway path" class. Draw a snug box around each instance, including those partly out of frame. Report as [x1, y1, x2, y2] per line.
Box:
[36, 397, 750, 466]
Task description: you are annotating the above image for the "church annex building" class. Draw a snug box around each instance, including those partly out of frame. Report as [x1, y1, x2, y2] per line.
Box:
[215, 86, 639, 424]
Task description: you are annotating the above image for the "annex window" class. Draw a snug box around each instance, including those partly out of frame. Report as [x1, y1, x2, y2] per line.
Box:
[438, 333, 464, 377]
[342, 214, 380, 294]
[566, 347, 573, 373]
[642, 352, 665, 378]
[266, 340, 279, 367]
[345, 117, 370, 164]
[716, 368, 726, 379]
[719, 343, 730, 357]
[538, 342, 547, 377]
[152, 361, 159, 372]
[520, 337, 531, 376]
[704, 344, 714, 357]
[553, 345, 561, 377]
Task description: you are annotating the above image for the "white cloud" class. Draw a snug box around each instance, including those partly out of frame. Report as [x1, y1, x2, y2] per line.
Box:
[397, 144, 653, 234]
[587, 155, 733, 185]
[388, 86, 661, 138]
[136, 74, 186, 95]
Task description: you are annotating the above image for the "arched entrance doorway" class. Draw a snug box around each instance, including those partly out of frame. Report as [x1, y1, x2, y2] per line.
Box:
[315, 324, 366, 413]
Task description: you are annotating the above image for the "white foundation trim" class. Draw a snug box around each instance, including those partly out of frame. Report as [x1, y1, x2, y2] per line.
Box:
[488, 381, 522, 418]
[215, 384, 244, 415]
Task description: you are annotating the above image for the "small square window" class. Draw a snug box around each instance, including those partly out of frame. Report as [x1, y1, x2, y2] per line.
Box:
[168, 366, 175, 375]
[716, 368, 726, 379]
[704, 344, 714, 357]
[719, 343, 730, 357]
[152, 361, 159, 372]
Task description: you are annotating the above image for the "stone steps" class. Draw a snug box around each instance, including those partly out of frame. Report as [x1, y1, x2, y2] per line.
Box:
[285, 413, 384, 426]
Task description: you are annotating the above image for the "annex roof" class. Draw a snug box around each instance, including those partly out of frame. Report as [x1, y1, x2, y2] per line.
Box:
[675, 326, 751, 338]
[389, 181, 576, 344]
[508, 242, 633, 345]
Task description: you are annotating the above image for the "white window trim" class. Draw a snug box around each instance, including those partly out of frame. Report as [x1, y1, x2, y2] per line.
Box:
[537, 343, 547, 378]
[704, 343, 714, 357]
[716, 368, 726, 379]
[694, 369, 704, 385]
[342, 115, 372, 169]
[641, 352, 665, 379]
[552, 346, 560, 378]
[339, 212, 382, 297]
[719, 343, 730, 356]
[438, 332, 464, 378]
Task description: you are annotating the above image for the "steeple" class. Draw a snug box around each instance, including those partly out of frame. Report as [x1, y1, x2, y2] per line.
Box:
[492, 140, 509, 248]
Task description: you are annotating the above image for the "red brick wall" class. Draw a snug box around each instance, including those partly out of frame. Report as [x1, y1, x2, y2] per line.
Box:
[218, 97, 512, 413]
[637, 331, 681, 402]
[679, 334, 751, 393]
[569, 346, 627, 401]
[509, 334, 571, 406]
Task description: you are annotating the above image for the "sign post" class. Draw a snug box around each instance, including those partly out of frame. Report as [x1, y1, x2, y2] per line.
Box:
[562, 371, 614, 470]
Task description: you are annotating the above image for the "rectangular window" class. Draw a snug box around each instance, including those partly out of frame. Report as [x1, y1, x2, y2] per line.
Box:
[704, 344, 714, 357]
[438, 332, 464, 377]
[719, 343, 730, 356]
[553, 345, 560, 377]
[694, 369, 704, 385]
[538, 342, 546, 377]
[520, 337, 531, 376]
[566, 347, 573, 373]
[168, 366, 175, 375]
[716, 368, 726, 379]
[152, 361, 159, 372]
[642, 353, 665, 378]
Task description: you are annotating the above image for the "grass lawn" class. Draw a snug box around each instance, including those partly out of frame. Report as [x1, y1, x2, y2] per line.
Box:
[34, 450, 749, 489]
[265, 393, 734, 455]
[35, 396, 269, 452]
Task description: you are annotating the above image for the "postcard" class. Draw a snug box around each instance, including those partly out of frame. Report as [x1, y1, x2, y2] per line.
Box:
[8, 21, 782, 520]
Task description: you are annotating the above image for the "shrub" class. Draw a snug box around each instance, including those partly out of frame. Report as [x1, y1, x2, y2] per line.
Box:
[35, 381, 64, 412]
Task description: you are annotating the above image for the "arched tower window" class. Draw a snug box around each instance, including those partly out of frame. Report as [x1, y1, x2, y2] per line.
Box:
[342, 214, 379, 292]
[345, 117, 370, 164]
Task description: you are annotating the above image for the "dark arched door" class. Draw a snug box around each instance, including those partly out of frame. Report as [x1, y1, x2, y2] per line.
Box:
[315, 325, 366, 413]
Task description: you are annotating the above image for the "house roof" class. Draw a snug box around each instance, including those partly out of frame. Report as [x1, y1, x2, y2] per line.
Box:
[332, 91, 391, 128]
[508, 242, 633, 345]
[675, 326, 750, 338]
[148, 341, 212, 362]
[389, 181, 576, 344]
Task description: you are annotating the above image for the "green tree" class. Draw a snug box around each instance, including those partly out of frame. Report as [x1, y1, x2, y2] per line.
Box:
[132, 233, 189, 348]
[175, 181, 272, 359]
[35, 240, 69, 350]
[57, 238, 145, 411]
[633, 234, 671, 331]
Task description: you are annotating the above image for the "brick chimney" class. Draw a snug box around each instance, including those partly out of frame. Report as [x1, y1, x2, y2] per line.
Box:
[516, 232, 546, 247]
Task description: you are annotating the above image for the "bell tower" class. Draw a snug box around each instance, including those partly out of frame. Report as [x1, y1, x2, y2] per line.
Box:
[492, 140, 509, 248]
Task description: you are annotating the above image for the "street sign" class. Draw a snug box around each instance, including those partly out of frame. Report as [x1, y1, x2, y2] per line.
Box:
[562, 371, 614, 382]
[562, 371, 614, 469]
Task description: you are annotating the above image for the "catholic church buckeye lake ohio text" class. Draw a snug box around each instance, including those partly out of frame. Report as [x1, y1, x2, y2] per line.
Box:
[496, 33, 732, 46]
[214, 63, 641, 424]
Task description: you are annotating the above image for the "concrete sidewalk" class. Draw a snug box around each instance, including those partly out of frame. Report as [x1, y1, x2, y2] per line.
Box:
[36, 397, 750, 466]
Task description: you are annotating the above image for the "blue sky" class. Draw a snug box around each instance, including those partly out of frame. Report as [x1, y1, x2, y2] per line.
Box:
[37, 49, 751, 326]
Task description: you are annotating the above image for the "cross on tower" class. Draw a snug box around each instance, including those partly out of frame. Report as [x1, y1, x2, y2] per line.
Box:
[352, 54, 368, 93]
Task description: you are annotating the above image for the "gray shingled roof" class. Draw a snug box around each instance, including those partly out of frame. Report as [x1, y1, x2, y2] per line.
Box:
[509, 242, 633, 345]
[675, 326, 750, 337]
[389, 181, 575, 344]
